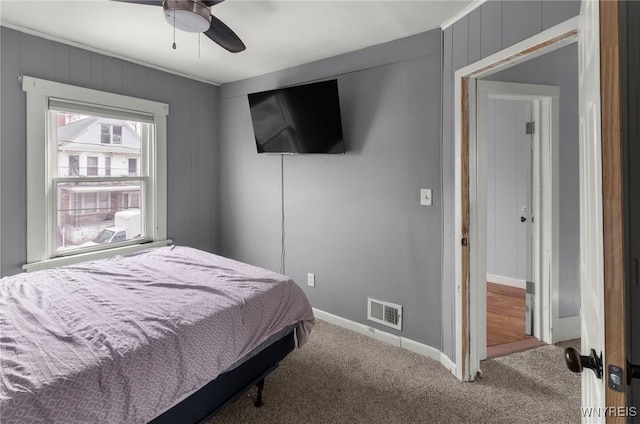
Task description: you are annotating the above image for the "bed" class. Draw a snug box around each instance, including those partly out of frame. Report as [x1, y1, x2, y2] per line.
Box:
[0, 245, 315, 423]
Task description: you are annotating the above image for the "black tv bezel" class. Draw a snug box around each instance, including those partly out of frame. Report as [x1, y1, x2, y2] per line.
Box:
[247, 79, 345, 155]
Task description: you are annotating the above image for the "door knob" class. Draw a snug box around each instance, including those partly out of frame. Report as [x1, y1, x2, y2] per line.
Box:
[520, 216, 527, 222]
[564, 347, 603, 379]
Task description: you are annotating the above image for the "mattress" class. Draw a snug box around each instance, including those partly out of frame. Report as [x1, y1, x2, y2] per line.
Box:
[0, 246, 315, 424]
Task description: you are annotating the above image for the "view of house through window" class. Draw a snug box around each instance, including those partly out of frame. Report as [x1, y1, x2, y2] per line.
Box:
[55, 110, 146, 254]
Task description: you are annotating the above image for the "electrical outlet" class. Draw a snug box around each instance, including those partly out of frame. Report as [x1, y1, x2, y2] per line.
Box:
[307, 273, 315, 288]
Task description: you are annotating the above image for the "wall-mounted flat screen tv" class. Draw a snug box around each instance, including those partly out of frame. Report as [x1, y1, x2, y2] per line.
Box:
[247, 79, 345, 154]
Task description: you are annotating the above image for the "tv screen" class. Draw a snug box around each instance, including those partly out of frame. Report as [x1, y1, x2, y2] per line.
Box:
[247, 79, 345, 154]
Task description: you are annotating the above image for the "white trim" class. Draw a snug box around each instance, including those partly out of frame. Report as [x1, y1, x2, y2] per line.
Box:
[22, 76, 169, 117]
[2, 23, 221, 87]
[23, 240, 172, 272]
[312, 308, 455, 375]
[439, 352, 456, 374]
[486, 274, 526, 290]
[453, 72, 464, 381]
[453, 18, 579, 382]
[553, 315, 581, 343]
[23, 75, 168, 268]
[457, 17, 580, 80]
[441, 0, 488, 30]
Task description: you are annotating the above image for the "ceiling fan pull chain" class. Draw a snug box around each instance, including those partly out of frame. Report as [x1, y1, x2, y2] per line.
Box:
[172, 12, 177, 50]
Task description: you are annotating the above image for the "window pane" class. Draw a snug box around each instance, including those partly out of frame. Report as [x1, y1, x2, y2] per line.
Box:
[69, 155, 79, 176]
[56, 111, 142, 178]
[56, 180, 144, 254]
[84, 192, 97, 212]
[128, 158, 138, 176]
[100, 124, 110, 144]
[87, 156, 98, 176]
[112, 126, 122, 144]
[98, 192, 110, 210]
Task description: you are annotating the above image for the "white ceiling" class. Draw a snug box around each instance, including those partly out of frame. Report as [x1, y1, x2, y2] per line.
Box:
[0, 0, 474, 85]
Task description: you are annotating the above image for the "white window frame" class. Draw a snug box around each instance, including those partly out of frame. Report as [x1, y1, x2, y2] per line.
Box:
[112, 124, 123, 144]
[86, 155, 99, 176]
[100, 123, 123, 145]
[69, 154, 80, 176]
[23, 76, 170, 271]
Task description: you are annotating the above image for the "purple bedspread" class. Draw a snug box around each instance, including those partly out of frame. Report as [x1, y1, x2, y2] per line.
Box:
[0, 246, 314, 423]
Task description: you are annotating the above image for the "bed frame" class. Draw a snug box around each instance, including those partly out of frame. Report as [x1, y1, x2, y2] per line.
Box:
[149, 330, 295, 424]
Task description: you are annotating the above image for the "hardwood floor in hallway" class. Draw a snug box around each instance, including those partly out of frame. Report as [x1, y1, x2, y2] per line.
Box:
[486, 282, 546, 359]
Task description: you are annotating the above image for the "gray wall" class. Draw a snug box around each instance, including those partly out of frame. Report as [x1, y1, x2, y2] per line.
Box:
[0, 27, 220, 276]
[219, 30, 442, 347]
[441, 0, 581, 359]
[486, 43, 580, 318]
[486, 99, 528, 282]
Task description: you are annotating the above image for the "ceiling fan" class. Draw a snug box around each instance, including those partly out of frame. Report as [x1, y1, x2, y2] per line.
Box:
[112, 0, 246, 53]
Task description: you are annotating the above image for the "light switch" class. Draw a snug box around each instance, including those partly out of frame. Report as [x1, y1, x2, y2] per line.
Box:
[420, 189, 432, 206]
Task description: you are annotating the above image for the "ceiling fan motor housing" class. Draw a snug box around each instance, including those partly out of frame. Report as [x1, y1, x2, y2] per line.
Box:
[163, 0, 211, 33]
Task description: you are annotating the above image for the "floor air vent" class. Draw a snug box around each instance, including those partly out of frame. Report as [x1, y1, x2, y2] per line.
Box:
[367, 298, 402, 330]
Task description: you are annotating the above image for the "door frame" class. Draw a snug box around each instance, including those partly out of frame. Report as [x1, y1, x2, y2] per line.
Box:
[454, 4, 628, 416]
[599, 0, 626, 417]
[475, 81, 561, 361]
[454, 16, 578, 381]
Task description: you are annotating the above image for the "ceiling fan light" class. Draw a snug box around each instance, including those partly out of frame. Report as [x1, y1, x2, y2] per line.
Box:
[163, 1, 211, 33]
[165, 10, 210, 32]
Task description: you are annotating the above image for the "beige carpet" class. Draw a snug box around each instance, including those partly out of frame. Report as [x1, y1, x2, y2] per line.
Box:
[209, 320, 580, 424]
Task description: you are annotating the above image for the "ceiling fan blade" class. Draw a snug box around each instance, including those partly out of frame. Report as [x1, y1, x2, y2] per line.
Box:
[204, 15, 246, 53]
[112, 0, 223, 6]
[110, 0, 161, 5]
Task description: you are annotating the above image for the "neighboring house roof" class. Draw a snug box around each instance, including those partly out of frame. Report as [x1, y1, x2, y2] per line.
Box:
[58, 117, 98, 142]
[57, 116, 140, 155]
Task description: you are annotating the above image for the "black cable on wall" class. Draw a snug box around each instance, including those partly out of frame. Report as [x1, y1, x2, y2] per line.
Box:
[280, 154, 286, 275]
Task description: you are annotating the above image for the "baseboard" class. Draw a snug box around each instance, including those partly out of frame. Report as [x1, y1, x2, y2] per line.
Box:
[439, 352, 456, 373]
[486, 274, 526, 290]
[553, 315, 581, 343]
[312, 308, 456, 375]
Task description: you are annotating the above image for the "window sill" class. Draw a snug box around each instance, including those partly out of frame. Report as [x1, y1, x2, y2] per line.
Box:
[22, 239, 172, 273]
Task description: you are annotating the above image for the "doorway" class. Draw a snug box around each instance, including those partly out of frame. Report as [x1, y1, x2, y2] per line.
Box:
[453, 17, 580, 381]
[484, 95, 544, 359]
[475, 80, 562, 361]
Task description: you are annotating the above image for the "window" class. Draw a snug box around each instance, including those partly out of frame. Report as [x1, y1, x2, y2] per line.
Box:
[83, 192, 97, 213]
[112, 125, 122, 144]
[86, 156, 98, 176]
[128, 158, 137, 175]
[69, 155, 79, 176]
[123, 192, 140, 208]
[101, 124, 110, 144]
[112, 231, 127, 243]
[101, 124, 123, 144]
[23, 76, 168, 270]
[98, 192, 110, 212]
